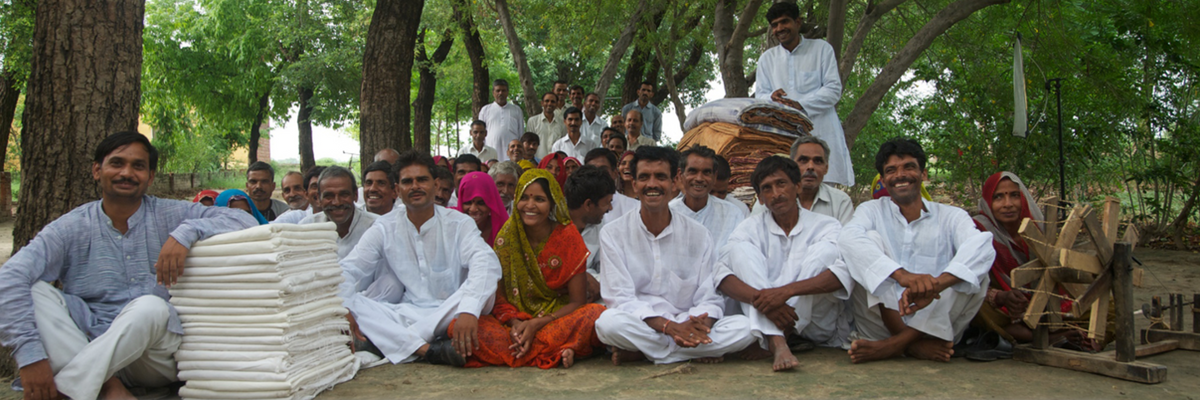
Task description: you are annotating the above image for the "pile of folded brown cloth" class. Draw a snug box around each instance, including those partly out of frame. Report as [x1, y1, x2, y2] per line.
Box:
[678, 123, 792, 190]
[738, 101, 813, 134]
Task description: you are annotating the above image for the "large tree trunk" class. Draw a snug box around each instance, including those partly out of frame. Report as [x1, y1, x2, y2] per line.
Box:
[249, 91, 269, 165]
[14, 0, 144, 251]
[493, 0, 539, 116]
[359, 0, 424, 170]
[841, 0, 1010, 149]
[412, 29, 454, 154]
[0, 71, 20, 167]
[826, 0, 847, 63]
[620, 43, 653, 106]
[713, 0, 766, 98]
[453, 0, 489, 118]
[297, 87, 315, 173]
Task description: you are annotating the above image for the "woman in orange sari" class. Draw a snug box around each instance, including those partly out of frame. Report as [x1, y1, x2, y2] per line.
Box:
[453, 169, 605, 368]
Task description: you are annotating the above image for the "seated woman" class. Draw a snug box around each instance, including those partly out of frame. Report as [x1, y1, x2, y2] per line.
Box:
[563, 157, 581, 177]
[215, 189, 268, 225]
[192, 189, 219, 206]
[538, 152, 567, 186]
[451, 169, 605, 369]
[454, 171, 508, 246]
[617, 151, 636, 198]
[972, 171, 1109, 350]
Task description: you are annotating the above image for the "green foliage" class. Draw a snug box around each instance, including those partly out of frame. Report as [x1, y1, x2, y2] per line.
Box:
[0, 0, 35, 80]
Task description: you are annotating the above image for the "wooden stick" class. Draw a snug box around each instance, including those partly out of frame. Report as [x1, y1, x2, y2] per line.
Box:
[1082, 210, 1114, 266]
[1043, 196, 1059, 243]
[1101, 196, 1121, 244]
[1060, 248, 1104, 274]
[1113, 242, 1135, 363]
[1193, 294, 1199, 334]
[1074, 271, 1112, 316]
[1025, 269, 1055, 329]
[1012, 259, 1045, 287]
[1089, 291, 1110, 342]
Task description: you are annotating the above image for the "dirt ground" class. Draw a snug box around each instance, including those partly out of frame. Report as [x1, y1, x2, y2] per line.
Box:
[1, 220, 1199, 399]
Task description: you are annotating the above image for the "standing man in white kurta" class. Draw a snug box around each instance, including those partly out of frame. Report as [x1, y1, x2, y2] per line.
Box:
[754, 2, 854, 187]
[528, 92, 567, 159]
[840, 138, 994, 363]
[716, 156, 852, 372]
[338, 150, 501, 367]
[596, 146, 755, 365]
[479, 79, 525, 162]
[668, 145, 747, 249]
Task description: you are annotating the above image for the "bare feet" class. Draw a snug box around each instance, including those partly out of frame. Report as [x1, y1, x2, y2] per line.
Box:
[769, 336, 799, 372]
[734, 343, 772, 360]
[611, 347, 644, 366]
[99, 377, 136, 400]
[848, 338, 906, 364]
[561, 349, 575, 368]
[906, 338, 953, 362]
[695, 356, 724, 364]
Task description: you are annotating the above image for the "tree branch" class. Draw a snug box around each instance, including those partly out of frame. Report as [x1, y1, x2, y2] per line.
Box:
[839, 0, 908, 82]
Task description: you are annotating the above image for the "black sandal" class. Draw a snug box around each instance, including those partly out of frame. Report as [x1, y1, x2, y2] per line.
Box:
[424, 339, 466, 367]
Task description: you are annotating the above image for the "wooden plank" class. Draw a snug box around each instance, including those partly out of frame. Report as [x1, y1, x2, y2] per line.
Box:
[1060, 248, 1104, 274]
[1101, 196, 1121, 244]
[1020, 219, 1054, 265]
[1082, 210, 1115, 265]
[1061, 282, 1089, 297]
[1043, 196, 1059, 244]
[1122, 225, 1140, 252]
[1025, 269, 1055, 328]
[1132, 268, 1144, 288]
[1089, 291, 1111, 341]
[1012, 345, 1168, 384]
[1052, 268, 1096, 285]
[1112, 243, 1135, 363]
[1055, 205, 1089, 251]
[1012, 259, 1044, 287]
[1074, 270, 1112, 316]
[1100, 340, 1179, 358]
[1143, 329, 1200, 351]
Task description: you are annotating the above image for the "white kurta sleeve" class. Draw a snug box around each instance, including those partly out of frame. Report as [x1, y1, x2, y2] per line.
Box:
[753, 52, 774, 100]
[338, 223, 391, 305]
[453, 220, 501, 317]
[941, 208, 995, 293]
[793, 41, 842, 118]
[838, 202, 902, 294]
[599, 227, 658, 321]
[715, 219, 760, 288]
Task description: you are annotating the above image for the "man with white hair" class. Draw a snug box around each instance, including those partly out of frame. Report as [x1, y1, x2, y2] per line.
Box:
[751, 135, 853, 225]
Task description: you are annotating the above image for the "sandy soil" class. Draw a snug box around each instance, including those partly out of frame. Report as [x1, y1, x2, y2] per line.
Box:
[1, 219, 1198, 399]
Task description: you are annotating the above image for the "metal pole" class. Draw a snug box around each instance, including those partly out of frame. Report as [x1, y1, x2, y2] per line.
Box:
[1046, 78, 1065, 202]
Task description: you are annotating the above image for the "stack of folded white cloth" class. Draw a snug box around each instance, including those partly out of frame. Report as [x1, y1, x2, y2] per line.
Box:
[169, 222, 357, 400]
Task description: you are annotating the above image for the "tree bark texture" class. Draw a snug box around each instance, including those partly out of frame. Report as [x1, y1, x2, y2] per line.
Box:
[412, 29, 454, 154]
[713, 0, 766, 98]
[841, 0, 1010, 150]
[359, 0, 424, 171]
[620, 42, 654, 106]
[0, 71, 20, 167]
[249, 91, 269, 165]
[297, 87, 315, 173]
[493, 0, 539, 117]
[14, 0, 145, 251]
[453, 0, 489, 118]
[825, 0, 847, 63]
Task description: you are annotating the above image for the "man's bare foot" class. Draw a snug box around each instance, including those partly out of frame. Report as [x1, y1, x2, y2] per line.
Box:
[769, 336, 799, 372]
[611, 347, 644, 366]
[695, 356, 724, 364]
[906, 338, 953, 362]
[99, 377, 136, 400]
[734, 343, 772, 360]
[848, 338, 905, 364]
[561, 349, 576, 368]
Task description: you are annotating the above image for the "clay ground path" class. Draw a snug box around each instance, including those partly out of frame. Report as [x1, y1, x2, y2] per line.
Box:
[1, 217, 1199, 398]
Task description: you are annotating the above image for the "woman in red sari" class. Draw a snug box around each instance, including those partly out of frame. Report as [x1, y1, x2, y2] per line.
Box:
[537, 152, 567, 186]
[453, 169, 605, 368]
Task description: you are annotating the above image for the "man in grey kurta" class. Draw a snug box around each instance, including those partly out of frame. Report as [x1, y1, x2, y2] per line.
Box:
[0, 132, 257, 400]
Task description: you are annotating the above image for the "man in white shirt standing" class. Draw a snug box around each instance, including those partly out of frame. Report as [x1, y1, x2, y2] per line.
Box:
[479, 79, 525, 162]
[840, 138, 994, 363]
[751, 135, 853, 224]
[581, 93, 608, 146]
[527, 92, 566, 159]
[596, 146, 755, 365]
[339, 150, 501, 367]
[754, 2, 854, 187]
[300, 166, 381, 260]
[457, 120, 498, 162]
[668, 145, 746, 249]
[716, 156, 852, 372]
[620, 81, 663, 142]
[550, 107, 596, 159]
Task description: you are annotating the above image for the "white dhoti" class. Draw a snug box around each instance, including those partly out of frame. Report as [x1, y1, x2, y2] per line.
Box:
[344, 288, 494, 364]
[32, 282, 181, 400]
[595, 310, 755, 364]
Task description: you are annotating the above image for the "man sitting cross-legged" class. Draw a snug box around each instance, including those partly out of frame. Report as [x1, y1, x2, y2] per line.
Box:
[0, 132, 258, 400]
[840, 138, 995, 363]
[595, 146, 755, 365]
[716, 156, 852, 371]
[338, 150, 501, 367]
[299, 166, 380, 260]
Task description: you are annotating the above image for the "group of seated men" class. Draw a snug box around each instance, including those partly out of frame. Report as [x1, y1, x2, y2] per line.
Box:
[8, 127, 1100, 399]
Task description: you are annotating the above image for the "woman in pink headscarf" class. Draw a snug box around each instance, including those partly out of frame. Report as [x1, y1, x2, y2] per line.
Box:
[454, 171, 509, 246]
[562, 157, 581, 177]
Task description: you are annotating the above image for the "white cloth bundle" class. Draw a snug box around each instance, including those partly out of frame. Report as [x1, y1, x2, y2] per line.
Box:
[170, 223, 357, 400]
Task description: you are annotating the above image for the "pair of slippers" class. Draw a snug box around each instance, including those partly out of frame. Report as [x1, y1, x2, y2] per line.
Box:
[954, 330, 1014, 362]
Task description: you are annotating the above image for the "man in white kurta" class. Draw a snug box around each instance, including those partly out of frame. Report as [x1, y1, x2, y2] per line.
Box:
[479, 80, 525, 162]
[840, 138, 994, 363]
[528, 93, 567, 159]
[299, 166, 381, 260]
[580, 93, 608, 146]
[716, 156, 852, 371]
[338, 152, 501, 366]
[669, 145, 746, 249]
[596, 146, 754, 364]
[754, 2, 854, 187]
[750, 136, 853, 224]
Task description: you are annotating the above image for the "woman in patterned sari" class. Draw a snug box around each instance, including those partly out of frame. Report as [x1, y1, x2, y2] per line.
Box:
[452, 169, 605, 368]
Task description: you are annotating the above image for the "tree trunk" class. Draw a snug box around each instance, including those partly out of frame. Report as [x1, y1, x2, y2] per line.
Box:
[14, 0, 144, 251]
[0, 70, 20, 167]
[826, 0, 847, 63]
[493, 0, 539, 116]
[841, 0, 1010, 149]
[1170, 172, 1200, 250]
[453, 0, 489, 118]
[839, 0, 907, 82]
[248, 91, 269, 165]
[592, 0, 651, 103]
[412, 29, 454, 154]
[621, 43, 653, 106]
[297, 87, 315, 173]
[359, 0, 424, 170]
[713, 0, 766, 98]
